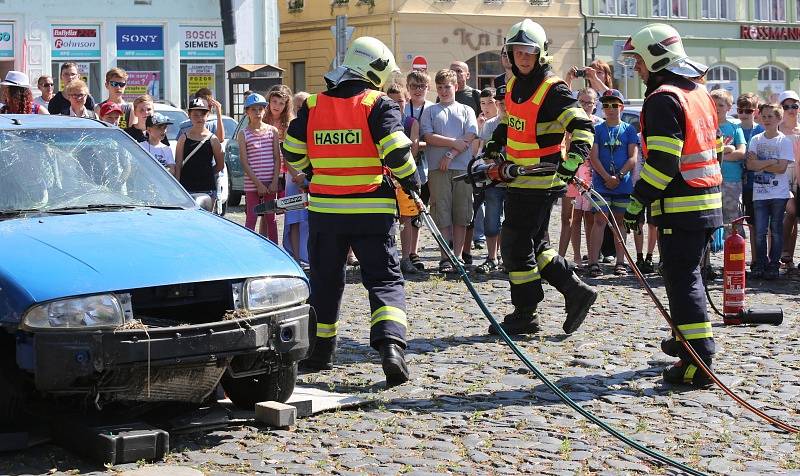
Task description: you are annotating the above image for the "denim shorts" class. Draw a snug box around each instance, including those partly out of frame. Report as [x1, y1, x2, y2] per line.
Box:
[482, 186, 506, 237]
[591, 193, 630, 213]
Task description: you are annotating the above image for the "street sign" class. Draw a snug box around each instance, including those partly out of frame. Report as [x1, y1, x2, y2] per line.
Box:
[411, 55, 428, 71]
[330, 15, 354, 68]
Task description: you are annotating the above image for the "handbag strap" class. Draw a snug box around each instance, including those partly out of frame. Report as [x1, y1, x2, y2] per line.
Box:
[182, 133, 211, 166]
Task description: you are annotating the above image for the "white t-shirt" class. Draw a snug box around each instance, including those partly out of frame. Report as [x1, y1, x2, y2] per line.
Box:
[747, 131, 795, 201]
[140, 141, 175, 168]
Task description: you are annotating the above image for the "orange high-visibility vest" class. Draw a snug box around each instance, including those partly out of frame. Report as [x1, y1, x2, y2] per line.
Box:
[306, 90, 384, 195]
[641, 84, 722, 188]
[504, 76, 564, 167]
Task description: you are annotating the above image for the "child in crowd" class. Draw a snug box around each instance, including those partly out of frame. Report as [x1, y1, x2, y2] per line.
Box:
[124, 95, 167, 145]
[468, 87, 499, 252]
[746, 103, 794, 280]
[421, 69, 478, 274]
[710, 89, 747, 236]
[736, 93, 765, 271]
[238, 93, 281, 242]
[586, 89, 639, 277]
[63, 79, 96, 119]
[98, 102, 124, 126]
[176, 98, 224, 196]
[141, 112, 176, 176]
[96, 68, 132, 128]
[475, 86, 506, 274]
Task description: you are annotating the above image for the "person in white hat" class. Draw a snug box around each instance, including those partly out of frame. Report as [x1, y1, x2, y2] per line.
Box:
[0, 71, 49, 115]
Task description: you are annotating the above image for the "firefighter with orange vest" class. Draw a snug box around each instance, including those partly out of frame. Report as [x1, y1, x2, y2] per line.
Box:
[621, 24, 723, 387]
[282, 37, 419, 388]
[484, 19, 598, 336]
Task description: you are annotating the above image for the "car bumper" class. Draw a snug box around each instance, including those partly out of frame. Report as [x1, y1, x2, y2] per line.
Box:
[30, 304, 309, 400]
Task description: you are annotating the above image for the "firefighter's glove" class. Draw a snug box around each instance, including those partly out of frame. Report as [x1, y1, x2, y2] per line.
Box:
[397, 175, 425, 213]
[483, 149, 504, 165]
[623, 197, 644, 234]
[556, 152, 583, 183]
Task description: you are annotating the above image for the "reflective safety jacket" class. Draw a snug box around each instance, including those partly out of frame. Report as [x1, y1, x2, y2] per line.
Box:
[282, 87, 415, 217]
[488, 70, 594, 194]
[633, 76, 723, 230]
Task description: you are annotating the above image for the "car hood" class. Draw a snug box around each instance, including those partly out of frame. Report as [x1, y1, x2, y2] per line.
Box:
[0, 209, 303, 310]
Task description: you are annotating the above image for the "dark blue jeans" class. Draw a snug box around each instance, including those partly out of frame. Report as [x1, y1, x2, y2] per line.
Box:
[753, 198, 788, 272]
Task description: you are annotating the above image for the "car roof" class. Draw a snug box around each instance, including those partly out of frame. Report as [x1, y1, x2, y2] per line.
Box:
[153, 103, 186, 113]
[0, 114, 110, 130]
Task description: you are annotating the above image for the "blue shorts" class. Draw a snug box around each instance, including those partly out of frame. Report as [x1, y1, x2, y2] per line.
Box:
[592, 193, 630, 214]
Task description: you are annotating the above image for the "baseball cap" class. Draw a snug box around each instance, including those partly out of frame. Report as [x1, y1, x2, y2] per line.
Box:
[494, 83, 506, 101]
[188, 97, 210, 111]
[778, 90, 800, 104]
[599, 89, 625, 103]
[146, 112, 174, 127]
[98, 102, 124, 117]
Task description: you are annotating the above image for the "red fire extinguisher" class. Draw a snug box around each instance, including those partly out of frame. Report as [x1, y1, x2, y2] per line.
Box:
[722, 217, 747, 320]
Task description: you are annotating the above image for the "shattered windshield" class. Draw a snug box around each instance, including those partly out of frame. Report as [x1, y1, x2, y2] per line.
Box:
[0, 127, 195, 213]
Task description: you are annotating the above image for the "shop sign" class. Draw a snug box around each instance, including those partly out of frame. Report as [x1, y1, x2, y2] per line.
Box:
[51, 25, 100, 58]
[123, 71, 161, 101]
[740, 25, 800, 41]
[58, 62, 90, 91]
[179, 26, 224, 58]
[0, 23, 13, 58]
[116, 25, 164, 57]
[441, 28, 505, 51]
[187, 64, 216, 95]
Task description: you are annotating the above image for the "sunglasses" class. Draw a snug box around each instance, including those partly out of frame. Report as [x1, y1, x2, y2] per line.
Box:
[40, 83, 54, 87]
[782, 103, 800, 110]
[69, 93, 87, 99]
[737, 108, 755, 115]
[601, 103, 621, 109]
[109, 80, 127, 88]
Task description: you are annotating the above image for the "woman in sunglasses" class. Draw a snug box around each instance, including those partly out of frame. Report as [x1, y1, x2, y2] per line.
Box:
[777, 90, 800, 270]
[34, 74, 55, 109]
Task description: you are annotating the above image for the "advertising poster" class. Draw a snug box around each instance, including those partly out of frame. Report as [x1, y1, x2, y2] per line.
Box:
[0, 23, 13, 58]
[116, 25, 164, 57]
[187, 64, 216, 95]
[51, 25, 100, 58]
[123, 71, 160, 101]
[179, 26, 224, 58]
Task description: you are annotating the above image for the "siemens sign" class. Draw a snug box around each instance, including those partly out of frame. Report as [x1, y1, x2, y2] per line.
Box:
[116, 25, 164, 57]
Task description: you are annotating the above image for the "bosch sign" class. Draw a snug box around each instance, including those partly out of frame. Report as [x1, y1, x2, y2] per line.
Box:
[179, 26, 224, 57]
[740, 25, 800, 41]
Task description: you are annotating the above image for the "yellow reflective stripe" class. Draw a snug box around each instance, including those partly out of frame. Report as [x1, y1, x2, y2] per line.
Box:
[287, 155, 311, 171]
[682, 149, 716, 164]
[676, 321, 713, 340]
[570, 129, 594, 145]
[370, 305, 407, 328]
[362, 90, 382, 107]
[312, 174, 384, 186]
[684, 364, 698, 383]
[379, 130, 412, 157]
[681, 163, 721, 182]
[646, 136, 683, 157]
[715, 136, 724, 154]
[507, 77, 516, 94]
[507, 138, 545, 151]
[640, 163, 671, 190]
[536, 121, 564, 135]
[312, 157, 382, 168]
[390, 158, 417, 179]
[532, 77, 557, 105]
[556, 107, 584, 128]
[283, 134, 308, 154]
[536, 248, 558, 270]
[507, 156, 541, 166]
[308, 196, 397, 214]
[509, 268, 540, 285]
[306, 94, 317, 108]
[651, 192, 721, 216]
[316, 322, 339, 338]
[509, 174, 565, 189]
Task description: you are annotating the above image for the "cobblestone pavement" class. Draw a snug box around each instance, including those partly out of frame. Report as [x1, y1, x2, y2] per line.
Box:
[4, 203, 800, 476]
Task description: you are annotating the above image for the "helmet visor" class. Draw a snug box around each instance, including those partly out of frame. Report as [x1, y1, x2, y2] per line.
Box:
[510, 44, 539, 55]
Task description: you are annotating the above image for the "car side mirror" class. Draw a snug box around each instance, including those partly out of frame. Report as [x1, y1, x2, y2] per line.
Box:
[192, 193, 214, 212]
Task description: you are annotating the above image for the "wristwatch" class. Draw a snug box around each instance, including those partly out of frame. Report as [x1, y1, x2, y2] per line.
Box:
[445, 151, 455, 159]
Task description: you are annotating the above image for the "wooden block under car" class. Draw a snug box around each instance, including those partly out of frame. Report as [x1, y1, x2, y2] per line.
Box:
[255, 401, 296, 428]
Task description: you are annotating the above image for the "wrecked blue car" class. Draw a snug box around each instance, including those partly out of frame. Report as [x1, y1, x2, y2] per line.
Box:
[0, 115, 309, 422]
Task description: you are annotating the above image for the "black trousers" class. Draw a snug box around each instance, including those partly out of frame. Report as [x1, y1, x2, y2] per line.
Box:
[659, 226, 716, 359]
[501, 192, 576, 309]
[308, 226, 407, 351]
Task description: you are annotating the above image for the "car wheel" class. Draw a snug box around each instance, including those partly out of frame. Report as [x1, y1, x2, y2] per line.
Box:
[222, 362, 297, 409]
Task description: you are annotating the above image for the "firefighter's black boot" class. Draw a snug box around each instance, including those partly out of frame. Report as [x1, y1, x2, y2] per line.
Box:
[662, 355, 713, 388]
[562, 280, 598, 334]
[661, 336, 680, 357]
[379, 340, 409, 388]
[488, 307, 540, 335]
[299, 337, 336, 373]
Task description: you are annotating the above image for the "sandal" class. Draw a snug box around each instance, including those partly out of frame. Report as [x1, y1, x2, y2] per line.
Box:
[587, 263, 603, 277]
[409, 253, 425, 271]
[613, 263, 627, 276]
[475, 259, 499, 274]
[439, 259, 455, 274]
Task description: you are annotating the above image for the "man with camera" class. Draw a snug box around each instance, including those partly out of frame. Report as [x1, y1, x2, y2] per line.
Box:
[484, 19, 598, 336]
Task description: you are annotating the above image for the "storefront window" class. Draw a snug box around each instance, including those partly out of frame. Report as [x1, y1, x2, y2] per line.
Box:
[117, 60, 164, 101]
[653, 0, 688, 17]
[50, 25, 103, 101]
[599, 0, 637, 15]
[706, 65, 739, 102]
[178, 25, 225, 110]
[754, 0, 786, 21]
[757, 65, 786, 101]
[702, 0, 735, 19]
[0, 23, 15, 81]
[116, 25, 165, 100]
[466, 51, 503, 91]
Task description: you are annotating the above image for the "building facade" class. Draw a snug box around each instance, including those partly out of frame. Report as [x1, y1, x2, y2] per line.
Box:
[585, 0, 800, 100]
[0, 0, 279, 111]
[279, 0, 583, 94]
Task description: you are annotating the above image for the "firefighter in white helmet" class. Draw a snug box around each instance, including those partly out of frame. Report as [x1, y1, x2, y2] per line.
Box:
[282, 37, 419, 388]
[621, 23, 722, 387]
[484, 19, 598, 336]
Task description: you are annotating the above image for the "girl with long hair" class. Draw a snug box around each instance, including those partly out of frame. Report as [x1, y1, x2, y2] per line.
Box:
[0, 71, 49, 114]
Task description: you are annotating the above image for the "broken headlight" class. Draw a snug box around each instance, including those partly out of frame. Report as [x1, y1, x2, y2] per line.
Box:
[22, 294, 124, 330]
[244, 277, 309, 311]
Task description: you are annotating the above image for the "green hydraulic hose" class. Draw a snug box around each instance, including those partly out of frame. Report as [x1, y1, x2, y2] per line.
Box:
[412, 194, 707, 476]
